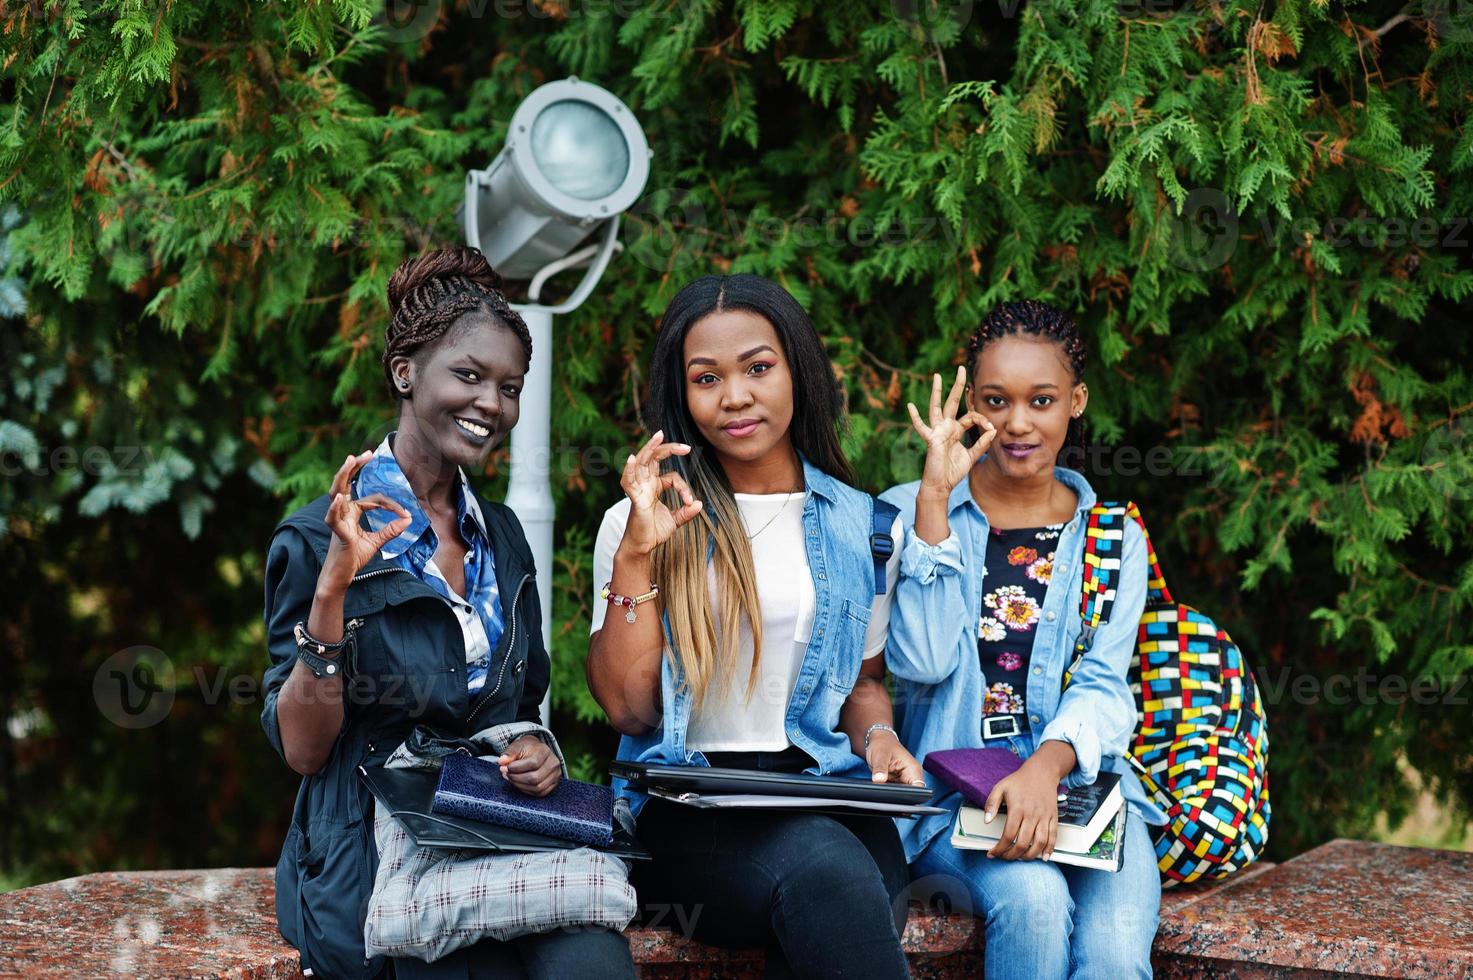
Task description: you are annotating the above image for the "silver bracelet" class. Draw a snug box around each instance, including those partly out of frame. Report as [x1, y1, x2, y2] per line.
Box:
[863, 722, 898, 752]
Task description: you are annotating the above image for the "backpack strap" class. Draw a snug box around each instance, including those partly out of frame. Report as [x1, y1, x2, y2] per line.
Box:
[1077, 503, 1129, 656]
[1063, 501, 1171, 684]
[871, 498, 899, 597]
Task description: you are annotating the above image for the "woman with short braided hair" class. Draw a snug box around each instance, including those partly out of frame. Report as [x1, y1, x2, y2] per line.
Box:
[262, 246, 638, 979]
[884, 299, 1165, 980]
[380, 247, 534, 399]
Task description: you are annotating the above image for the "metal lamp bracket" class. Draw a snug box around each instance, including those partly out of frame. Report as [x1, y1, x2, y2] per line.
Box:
[512, 214, 623, 316]
[461, 169, 623, 316]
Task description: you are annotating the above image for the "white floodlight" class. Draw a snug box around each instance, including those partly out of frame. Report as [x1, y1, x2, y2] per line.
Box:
[463, 77, 651, 280]
[460, 77, 650, 726]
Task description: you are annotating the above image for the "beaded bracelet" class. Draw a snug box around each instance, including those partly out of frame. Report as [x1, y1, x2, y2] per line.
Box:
[600, 582, 660, 624]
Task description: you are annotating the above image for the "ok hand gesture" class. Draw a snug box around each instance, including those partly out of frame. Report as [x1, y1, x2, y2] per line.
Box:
[320, 451, 413, 595]
[907, 366, 996, 497]
[619, 431, 704, 557]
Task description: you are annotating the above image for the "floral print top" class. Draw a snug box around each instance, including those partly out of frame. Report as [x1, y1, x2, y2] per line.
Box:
[978, 521, 1064, 734]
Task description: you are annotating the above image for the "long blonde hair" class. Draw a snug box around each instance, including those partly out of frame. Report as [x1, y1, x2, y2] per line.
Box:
[641, 275, 855, 709]
[652, 463, 765, 709]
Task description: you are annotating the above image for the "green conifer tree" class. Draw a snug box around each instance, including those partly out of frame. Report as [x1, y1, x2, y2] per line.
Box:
[1, 0, 1470, 881]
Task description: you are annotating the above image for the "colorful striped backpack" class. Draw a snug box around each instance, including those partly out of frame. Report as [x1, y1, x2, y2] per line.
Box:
[1065, 502, 1271, 886]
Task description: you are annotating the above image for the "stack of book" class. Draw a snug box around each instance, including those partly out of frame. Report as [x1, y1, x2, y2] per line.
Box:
[923, 747, 1127, 872]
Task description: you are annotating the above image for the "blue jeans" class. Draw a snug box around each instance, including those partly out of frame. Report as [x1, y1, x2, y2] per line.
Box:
[911, 808, 1161, 980]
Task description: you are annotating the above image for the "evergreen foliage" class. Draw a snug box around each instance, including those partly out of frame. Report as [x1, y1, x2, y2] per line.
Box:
[2, 0, 1471, 883]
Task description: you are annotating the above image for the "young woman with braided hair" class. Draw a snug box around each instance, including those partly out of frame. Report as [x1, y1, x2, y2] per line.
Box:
[262, 247, 637, 979]
[881, 300, 1167, 979]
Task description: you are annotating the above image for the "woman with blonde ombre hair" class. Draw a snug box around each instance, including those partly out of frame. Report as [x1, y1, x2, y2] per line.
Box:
[586, 273, 923, 978]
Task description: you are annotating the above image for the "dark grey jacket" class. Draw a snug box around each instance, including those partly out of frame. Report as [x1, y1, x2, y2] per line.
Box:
[261, 490, 547, 979]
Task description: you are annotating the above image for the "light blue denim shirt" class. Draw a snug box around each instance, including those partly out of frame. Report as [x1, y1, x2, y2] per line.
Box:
[881, 466, 1168, 863]
[614, 458, 881, 818]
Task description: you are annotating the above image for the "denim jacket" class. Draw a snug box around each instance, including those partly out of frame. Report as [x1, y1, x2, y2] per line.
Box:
[880, 466, 1167, 864]
[614, 458, 879, 817]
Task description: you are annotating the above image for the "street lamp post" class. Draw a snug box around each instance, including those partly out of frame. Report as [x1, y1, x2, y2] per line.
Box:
[461, 78, 650, 722]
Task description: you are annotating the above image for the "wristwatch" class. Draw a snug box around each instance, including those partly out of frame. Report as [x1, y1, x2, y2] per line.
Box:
[293, 619, 360, 679]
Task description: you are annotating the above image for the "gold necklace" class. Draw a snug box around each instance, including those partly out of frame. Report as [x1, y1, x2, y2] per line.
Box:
[743, 491, 801, 540]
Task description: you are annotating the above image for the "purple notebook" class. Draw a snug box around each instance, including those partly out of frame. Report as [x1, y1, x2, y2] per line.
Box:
[431, 753, 614, 847]
[922, 747, 1066, 809]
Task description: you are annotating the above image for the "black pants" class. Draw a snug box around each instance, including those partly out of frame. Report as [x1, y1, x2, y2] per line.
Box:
[388, 926, 634, 979]
[631, 747, 911, 979]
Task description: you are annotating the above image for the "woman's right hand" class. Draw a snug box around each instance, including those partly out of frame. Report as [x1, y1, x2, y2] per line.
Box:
[319, 451, 413, 595]
[619, 431, 703, 557]
[907, 366, 996, 497]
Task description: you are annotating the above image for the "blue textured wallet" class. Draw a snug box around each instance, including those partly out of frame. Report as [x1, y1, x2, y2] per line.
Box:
[431, 753, 615, 847]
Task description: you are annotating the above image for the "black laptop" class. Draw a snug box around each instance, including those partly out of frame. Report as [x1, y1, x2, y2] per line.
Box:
[609, 761, 945, 816]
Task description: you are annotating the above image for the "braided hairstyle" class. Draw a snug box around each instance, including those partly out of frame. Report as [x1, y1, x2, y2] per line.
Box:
[381, 246, 533, 399]
[964, 299, 1087, 468]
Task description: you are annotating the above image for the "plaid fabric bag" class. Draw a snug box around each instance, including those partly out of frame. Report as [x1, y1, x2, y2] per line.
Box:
[1064, 503, 1271, 886]
[363, 722, 637, 962]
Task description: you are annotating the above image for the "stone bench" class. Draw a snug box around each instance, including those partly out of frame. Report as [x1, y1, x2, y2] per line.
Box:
[0, 840, 1469, 977]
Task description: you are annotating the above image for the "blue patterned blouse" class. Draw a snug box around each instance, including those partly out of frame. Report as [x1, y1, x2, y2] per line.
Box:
[353, 432, 504, 695]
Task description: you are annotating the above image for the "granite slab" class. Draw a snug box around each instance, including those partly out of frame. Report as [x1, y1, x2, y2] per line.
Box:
[0, 868, 302, 980]
[1154, 838, 1473, 979]
[2, 841, 1467, 978]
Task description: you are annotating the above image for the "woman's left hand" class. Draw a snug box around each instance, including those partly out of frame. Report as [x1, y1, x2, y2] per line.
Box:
[498, 735, 562, 797]
[865, 730, 927, 786]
